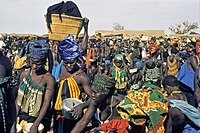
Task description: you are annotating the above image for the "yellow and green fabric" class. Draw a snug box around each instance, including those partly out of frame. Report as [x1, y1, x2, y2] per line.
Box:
[167, 57, 178, 77]
[117, 86, 168, 133]
[17, 74, 46, 117]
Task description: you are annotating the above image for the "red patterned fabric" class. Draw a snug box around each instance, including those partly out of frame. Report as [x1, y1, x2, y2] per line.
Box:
[101, 119, 129, 133]
[196, 41, 200, 53]
[148, 45, 159, 54]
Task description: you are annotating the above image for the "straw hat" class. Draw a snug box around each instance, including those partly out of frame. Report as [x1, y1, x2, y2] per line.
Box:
[141, 36, 148, 42]
[191, 37, 196, 42]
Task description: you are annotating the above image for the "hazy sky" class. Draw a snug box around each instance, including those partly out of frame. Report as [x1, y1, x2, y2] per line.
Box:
[0, 0, 200, 35]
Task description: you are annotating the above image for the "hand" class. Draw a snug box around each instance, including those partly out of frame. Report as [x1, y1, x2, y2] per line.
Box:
[90, 127, 101, 133]
[29, 124, 38, 133]
[83, 17, 89, 25]
[83, 17, 89, 31]
[71, 103, 84, 119]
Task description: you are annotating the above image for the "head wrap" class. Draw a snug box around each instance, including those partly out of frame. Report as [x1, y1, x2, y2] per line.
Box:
[196, 41, 200, 54]
[105, 60, 111, 65]
[148, 45, 159, 54]
[58, 34, 81, 61]
[93, 74, 115, 95]
[29, 40, 49, 59]
[114, 54, 124, 61]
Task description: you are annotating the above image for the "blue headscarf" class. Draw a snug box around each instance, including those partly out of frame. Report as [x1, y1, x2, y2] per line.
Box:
[29, 40, 49, 59]
[58, 34, 81, 61]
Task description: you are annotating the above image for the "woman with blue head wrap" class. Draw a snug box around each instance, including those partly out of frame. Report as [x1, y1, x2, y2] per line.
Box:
[28, 40, 53, 73]
[54, 34, 92, 132]
[14, 40, 55, 133]
[58, 34, 81, 61]
[29, 40, 49, 59]
[58, 34, 84, 72]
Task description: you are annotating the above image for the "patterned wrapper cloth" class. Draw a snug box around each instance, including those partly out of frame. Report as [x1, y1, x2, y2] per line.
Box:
[117, 85, 168, 133]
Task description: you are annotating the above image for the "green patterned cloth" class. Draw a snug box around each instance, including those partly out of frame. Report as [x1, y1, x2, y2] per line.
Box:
[93, 74, 115, 95]
[17, 73, 46, 117]
[117, 87, 168, 133]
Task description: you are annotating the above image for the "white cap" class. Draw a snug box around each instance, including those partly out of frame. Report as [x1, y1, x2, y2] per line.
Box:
[0, 41, 6, 49]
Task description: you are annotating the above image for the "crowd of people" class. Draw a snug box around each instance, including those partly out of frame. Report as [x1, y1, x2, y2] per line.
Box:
[0, 31, 200, 133]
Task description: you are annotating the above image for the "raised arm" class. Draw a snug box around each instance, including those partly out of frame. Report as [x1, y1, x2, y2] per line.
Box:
[79, 17, 89, 53]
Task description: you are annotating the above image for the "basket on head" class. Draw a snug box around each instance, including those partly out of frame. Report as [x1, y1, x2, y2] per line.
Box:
[45, 14, 83, 41]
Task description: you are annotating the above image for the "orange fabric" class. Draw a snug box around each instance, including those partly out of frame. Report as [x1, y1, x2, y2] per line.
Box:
[196, 41, 200, 53]
[167, 57, 178, 77]
[101, 119, 129, 133]
[14, 55, 27, 70]
[56, 114, 65, 120]
[85, 48, 92, 68]
[91, 48, 95, 59]
[148, 45, 159, 54]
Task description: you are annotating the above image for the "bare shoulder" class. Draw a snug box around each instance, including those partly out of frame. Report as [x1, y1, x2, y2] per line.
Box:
[188, 56, 196, 62]
[20, 70, 30, 80]
[59, 69, 67, 80]
[45, 72, 55, 82]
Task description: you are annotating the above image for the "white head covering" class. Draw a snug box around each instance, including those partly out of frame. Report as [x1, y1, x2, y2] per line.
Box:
[0, 40, 6, 49]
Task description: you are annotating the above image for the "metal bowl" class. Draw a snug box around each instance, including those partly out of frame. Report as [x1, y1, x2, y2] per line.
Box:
[62, 98, 83, 120]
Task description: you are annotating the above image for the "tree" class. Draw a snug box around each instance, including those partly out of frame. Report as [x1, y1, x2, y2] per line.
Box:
[113, 23, 125, 30]
[169, 21, 198, 34]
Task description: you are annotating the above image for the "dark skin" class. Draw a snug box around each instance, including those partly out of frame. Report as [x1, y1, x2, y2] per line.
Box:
[59, 58, 92, 119]
[71, 91, 124, 133]
[164, 85, 188, 133]
[142, 50, 163, 83]
[79, 17, 89, 54]
[0, 52, 16, 133]
[109, 58, 132, 89]
[186, 54, 199, 70]
[14, 58, 55, 133]
[185, 53, 200, 107]
[194, 67, 200, 109]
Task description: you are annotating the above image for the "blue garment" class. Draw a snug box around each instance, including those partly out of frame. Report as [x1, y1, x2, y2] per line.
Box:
[51, 60, 63, 80]
[29, 40, 49, 59]
[179, 51, 186, 56]
[58, 34, 81, 61]
[170, 100, 200, 128]
[177, 59, 195, 91]
[135, 60, 143, 70]
[183, 124, 199, 133]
